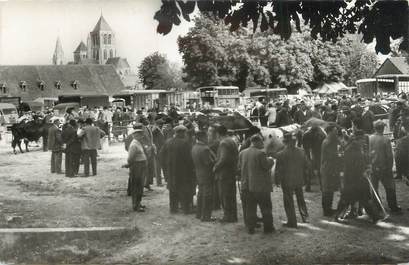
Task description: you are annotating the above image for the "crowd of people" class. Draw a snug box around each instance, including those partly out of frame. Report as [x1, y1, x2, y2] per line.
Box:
[122, 93, 409, 235]
[3, 91, 409, 235]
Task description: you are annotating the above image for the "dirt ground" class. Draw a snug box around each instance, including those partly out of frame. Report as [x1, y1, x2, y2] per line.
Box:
[1, 135, 409, 264]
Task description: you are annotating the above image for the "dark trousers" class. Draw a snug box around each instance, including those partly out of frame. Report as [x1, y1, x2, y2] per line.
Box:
[335, 193, 381, 222]
[196, 183, 213, 221]
[213, 181, 221, 210]
[155, 156, 162, 185]
[129, 162, 146, 210]
[50, 151, 62, 173]
[83, 149, 97, 176]
[395, 155, 407, 179]
[282, 187, 309, 227]
[322, 191, 334, 215]
[246, 191, 274, 232]
[43, 136, 48, 151]
[65, 151, 80, 177]
[240, 189, 248, 226]
[218, 178, 237, 222]
[372, 169, 399, 210]
[169, 190, 192, 214]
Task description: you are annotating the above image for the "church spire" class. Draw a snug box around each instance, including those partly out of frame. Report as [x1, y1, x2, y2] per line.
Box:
[52, 36, 64, 65]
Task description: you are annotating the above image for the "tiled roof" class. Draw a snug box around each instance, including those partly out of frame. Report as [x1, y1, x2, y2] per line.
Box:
[0, 65, 125, 101]
[388, 57, 409, 74]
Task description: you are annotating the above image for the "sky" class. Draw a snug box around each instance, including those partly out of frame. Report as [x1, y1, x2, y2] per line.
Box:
[0, 0, 193, 68]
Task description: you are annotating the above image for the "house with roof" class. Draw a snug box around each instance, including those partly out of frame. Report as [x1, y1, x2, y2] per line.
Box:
[356, 57, 409, 97]
[0, 65, 126, 102]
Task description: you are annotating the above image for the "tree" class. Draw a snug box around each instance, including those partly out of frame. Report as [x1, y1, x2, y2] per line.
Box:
[138, 52, 186, 90]
[179, 15, 376, 93]
[344, 43, 379, 86]
[155, 0, 408, 55]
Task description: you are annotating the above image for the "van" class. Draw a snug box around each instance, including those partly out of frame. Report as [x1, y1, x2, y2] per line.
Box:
[0, 103, 19, 128]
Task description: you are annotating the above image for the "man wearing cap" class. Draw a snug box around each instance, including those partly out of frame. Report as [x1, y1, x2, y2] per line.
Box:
[164, 125, 195, 214]
[127, 124, 148, 212]
[369, 120, 402, 213]
[191, 130, 215, 221]
[47, 118, 63, 174]
[214, 125, 239, 223]
[275, 132, 309, 228]
[77, 118, 105, 177]
[238, 134, 275, 234]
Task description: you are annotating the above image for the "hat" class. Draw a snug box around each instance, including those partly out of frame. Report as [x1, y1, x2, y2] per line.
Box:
[130, 123, 144, 134]
[174, 125, 187, 133]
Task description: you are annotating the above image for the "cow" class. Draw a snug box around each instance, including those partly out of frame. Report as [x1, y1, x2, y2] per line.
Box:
[10, 115, 52, 154]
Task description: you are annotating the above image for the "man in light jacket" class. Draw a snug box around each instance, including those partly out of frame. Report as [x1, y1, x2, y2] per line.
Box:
[238, 134, 275, 234]
[127, 124, 148, 212]
[77, 118, 105, 177]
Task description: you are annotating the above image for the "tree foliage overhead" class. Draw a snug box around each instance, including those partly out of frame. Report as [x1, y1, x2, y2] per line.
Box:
[138, 52, 186, 90]
[155, 0, 408, 55]
[178, 15, 378, 92]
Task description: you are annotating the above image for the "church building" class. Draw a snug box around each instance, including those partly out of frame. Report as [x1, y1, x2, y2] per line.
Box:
[51, 15, 138, 89]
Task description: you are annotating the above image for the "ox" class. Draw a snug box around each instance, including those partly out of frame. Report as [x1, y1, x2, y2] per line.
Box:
[10, 116, 52, 154]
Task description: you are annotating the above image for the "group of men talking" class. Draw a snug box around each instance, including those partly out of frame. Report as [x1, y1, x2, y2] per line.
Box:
[125, 119, 316, 234]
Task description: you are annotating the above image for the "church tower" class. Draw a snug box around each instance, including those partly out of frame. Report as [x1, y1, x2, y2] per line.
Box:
[89, 15, 116, 64]
[52, 36, 64, 65]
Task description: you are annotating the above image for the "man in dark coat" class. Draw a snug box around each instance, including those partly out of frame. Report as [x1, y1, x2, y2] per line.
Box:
[395, 133, 409, 180]
[191, 130, 215, 221]
[47, 118, 63, 174]
[213, 125, 239, 223]
[275, 105, 291, 127]
[334, 121, 382, 224]
[369, 120, 402, 213]
[320, 124, 341, 216]
[322, 105, 338, 122]
[61, 119, 81, 177]
[361, 106, 375, 134]
[238, 134, 275, 234]
[258, 103, 268, 127]
[150, 119, 165, 186]
[275, 132, 309, 228]
[302, 125, 326, 191]
[208, 124, 221, 210]
[293, 102, 312, 125]
[165, 125, 195, 214]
